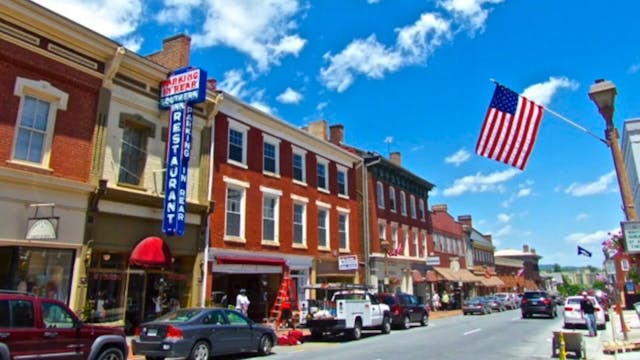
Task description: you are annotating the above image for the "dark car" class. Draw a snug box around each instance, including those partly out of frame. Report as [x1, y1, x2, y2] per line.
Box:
[132, 307, 277, 359]
[376, 293, 428, 329]
[521, 291, 557, 319]
[0, 290, 128, 359]
[462, 297, 492, 315]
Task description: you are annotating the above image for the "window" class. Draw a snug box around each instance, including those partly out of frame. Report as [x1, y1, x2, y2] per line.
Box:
[376, 182, 384, 208]
[226, 311, 249, 325]
[389, 187, 396, 212]
[12, 77, 68, 168]
[338, 209, 349, 250]
[0, 300, 34, 328]
[262, 134, 280, 175]
[317, 157, 328, 191]
[400, 191, 407, 215]
[227, 119, 249, 166]
[337, 166, 348, 197]
[422, 231, 428, 257]
[403, 227, 409, 256]
[293, 200, 307, 246]
[410, 195, 417, 219]
[419, 199, 425, 220]
[391, 224, 398, 250]
[224, 177, 249, 241]
[262, 194, 279, 243]
[292, 147, 306, 183]
[318, 208, 329, 249]
[413, 230, 419, 257]
[42, 302, 74, 329]
[118, 121, 148, 185]
[378, 221, 386, 242]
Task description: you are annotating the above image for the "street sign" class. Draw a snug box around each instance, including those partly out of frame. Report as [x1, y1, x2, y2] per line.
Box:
[621, 220, 640, 254]
[338, 255, 358, 271]
[426, 256, 440, 266]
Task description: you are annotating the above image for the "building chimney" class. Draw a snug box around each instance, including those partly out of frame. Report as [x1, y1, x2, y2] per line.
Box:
[457, 215, 472, 229]
[432, 204, 448, 213]
[523, 244, 529, 253]
[147, 34, 191, 71]
[390, 151, 402, 166]
[531, 248, 536, 254]
[306, 120, 328, 140]
[329, 124, 344, 145]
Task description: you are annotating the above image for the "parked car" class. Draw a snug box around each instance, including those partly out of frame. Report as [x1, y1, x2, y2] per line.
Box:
[0, 289, 128, 359]
[376, 292, 429, 329]
[563, 295, 606, 330]
[484, 296, 506, 312]
[132, 307, 276, 359]
[462, 297, 492, 315]
[551, 294, 565, 306]
[521, 291, 557, 318]
[494, 292, 517, 310]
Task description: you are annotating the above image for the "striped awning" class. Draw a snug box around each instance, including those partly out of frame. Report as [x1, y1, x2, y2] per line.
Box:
[479, 276, 505, 287]
[433, 267, 481, 283]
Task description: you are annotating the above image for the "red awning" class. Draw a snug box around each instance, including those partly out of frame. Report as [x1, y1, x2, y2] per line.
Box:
[215, 255, 286, 267]
[129, 236, 172, 268]
[412, 270, 427, 283]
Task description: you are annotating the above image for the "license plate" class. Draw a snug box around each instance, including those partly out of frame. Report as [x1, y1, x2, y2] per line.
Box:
[532, 301, 539, 305]
[147, 329, 158, 336]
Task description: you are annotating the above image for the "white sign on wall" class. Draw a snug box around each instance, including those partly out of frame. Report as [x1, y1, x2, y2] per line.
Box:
[622, 220, 640, 254]
[338, 255, 358, 271]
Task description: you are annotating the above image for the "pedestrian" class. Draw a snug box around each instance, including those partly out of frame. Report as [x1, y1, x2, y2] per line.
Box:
[236, 288, 250, 316]
[281, 298, 293, 328]
[432, 292, 441, 311]
[580, 291, 597, 337]
[442, 291, 450, 310]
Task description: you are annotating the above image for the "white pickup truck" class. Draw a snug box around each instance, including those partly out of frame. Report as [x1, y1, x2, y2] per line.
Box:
[301, 287, 391, 340]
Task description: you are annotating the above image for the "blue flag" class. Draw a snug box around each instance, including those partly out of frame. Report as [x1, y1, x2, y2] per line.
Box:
[577, 245, 592, 257]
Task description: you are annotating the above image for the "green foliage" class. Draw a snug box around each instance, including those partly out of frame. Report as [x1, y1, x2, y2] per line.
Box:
[592, 280, 606, 291]
[80, 299, 95, 322]
[552, 263, 562, 272]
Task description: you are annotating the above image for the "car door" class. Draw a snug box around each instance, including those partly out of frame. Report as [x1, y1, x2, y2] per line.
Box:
[407, 295, 421, 322]
[0, 299, 42, 359]
[367, 294, 383, 325]
[224, 310, 254, 354]
[201, 309, 231, 355]
[40, 301, 86, 359]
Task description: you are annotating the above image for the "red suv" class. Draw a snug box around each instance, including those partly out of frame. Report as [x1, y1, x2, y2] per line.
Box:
[376, 293, 429, 329]
[0, 290, 128, 359]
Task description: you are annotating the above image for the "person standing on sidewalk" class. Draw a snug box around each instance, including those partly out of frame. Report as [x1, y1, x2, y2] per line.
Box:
[580, 291, 597, 337]
[442, 291, 450, 311]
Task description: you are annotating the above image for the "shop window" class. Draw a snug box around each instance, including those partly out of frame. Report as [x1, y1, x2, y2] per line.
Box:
[118, 114, 153, 186]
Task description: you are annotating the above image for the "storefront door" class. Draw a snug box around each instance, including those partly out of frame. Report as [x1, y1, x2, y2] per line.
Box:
[125, 270, 144, 335]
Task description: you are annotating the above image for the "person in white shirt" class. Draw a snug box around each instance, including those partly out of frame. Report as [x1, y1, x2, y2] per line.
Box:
[236, 288, 250, 316]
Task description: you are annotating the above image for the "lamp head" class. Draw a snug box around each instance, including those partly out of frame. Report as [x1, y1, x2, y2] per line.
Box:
[589, 79, 617, 113]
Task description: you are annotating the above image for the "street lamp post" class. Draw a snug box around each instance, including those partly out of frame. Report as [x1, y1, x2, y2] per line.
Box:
[381, 240, 391, 293]
[589, 79, 636, 341]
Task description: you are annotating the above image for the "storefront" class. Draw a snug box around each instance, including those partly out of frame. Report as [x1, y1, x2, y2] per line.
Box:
[433, 266, 481, 309]
[209, 249, 312, 322]
[370, 255, 413, 294]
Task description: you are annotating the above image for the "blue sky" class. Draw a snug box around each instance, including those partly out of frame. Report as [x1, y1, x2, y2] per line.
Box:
[34, 0, 640, 267]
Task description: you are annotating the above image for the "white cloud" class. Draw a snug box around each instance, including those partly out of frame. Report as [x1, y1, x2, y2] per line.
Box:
[521, 76, 579, 106]
[629, 63, 640, 74]
[564, 171, 617, 197]
[517, 187, 532, 197]
[367, 0, 381, 3]
[497, 213, 510, 223]
[34, 0, 143, 40]
[191, 0, 307, 71]
[156, 0, 202, 24]
[442, 168, 520, 196]
[217, 69, 248, 98]
[384, 136, 394, 144]
[444, 148, 471, 166]
[565, 228, 617, 245]
[576, 213, 590, 221]
[276, 87, 303, 104]
[438, 0, 504, 34]
[395, 13, 452, 61]
[121, 36, 143, 52]
[495, 224, 512, 237]
[316, 102, 328, 111]
[411, 145, 426, 152]
[250, 100, 273, 115]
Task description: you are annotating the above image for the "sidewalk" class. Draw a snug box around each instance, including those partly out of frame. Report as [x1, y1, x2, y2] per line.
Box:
[576, 309, 640, 359]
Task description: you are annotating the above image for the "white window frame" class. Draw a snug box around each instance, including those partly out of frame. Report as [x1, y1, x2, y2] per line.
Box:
[337, 206, 350, 252]
[292, 146, 307, 185]
[419, 199, 426, 221]
[413, 230, 419, 258]
[421, 230, 428, 258]
[11, 77, 68, 169]
[227, 118, 249, 168]
[410, 195, 417, 219]
[316, 156, 329, 193]
[316, 201, 331, 251]
[260, 186, 282, 245]
[400, 191, 407, 216]
[376, 181, 385, 208]
[223, 177, 250, 242]
[378, 220, 386, 243]
[262, 134, 280, 177]
[402, 226, 409, 257]
[337, 165, 348, 198]
[291, 194, 308, 248]
[389, 187, 396, 212]
[391, 223, 398, 251]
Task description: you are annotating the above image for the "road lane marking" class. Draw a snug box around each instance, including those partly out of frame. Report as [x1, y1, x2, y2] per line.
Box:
[463, 328, 482, 335]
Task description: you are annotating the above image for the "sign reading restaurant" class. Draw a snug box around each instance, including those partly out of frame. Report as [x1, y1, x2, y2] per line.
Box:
[159, 67, 207, 236]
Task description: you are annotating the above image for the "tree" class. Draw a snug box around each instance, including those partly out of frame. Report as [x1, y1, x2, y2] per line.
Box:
[552, 263, 562, 272]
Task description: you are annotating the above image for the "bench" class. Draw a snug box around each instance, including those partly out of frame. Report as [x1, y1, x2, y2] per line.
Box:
[551, 331, 585, 359]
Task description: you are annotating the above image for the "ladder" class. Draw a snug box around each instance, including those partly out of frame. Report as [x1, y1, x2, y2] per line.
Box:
[269, 269, 298, 329]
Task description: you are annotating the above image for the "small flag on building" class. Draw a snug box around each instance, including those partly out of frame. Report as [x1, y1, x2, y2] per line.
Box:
[577, 245, 592, 257]
[516, 267, 525, 277]
[476, 84, 544, 170]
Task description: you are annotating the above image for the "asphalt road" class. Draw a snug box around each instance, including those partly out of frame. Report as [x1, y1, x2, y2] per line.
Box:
[263, 308, 563, 360]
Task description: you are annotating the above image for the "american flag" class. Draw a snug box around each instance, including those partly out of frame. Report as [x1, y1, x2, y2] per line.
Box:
[476, 84, 544, 170]
[517, 267, 525, 277]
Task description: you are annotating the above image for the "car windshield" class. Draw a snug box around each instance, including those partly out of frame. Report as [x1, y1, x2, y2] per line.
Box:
[155, 309, 204, 322]
[524, 292, 545, 299]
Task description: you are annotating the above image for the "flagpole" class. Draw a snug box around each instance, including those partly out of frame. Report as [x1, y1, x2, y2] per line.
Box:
[490, 79, 608, 145]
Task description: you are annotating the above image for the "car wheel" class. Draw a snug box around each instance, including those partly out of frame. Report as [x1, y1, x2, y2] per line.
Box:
[381, 315, 391, 334]
[310, 329, 323, 339]
[350, 319, 362, 340]
[257, 334, 273, 355]
[145, 357, 165, 360]
[420, 313, 428, 326]
[463, 312, 467, 316]
[189, 341, 210, 360]
[96, 348, 125, 360]
[402, 315, 411, 330]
